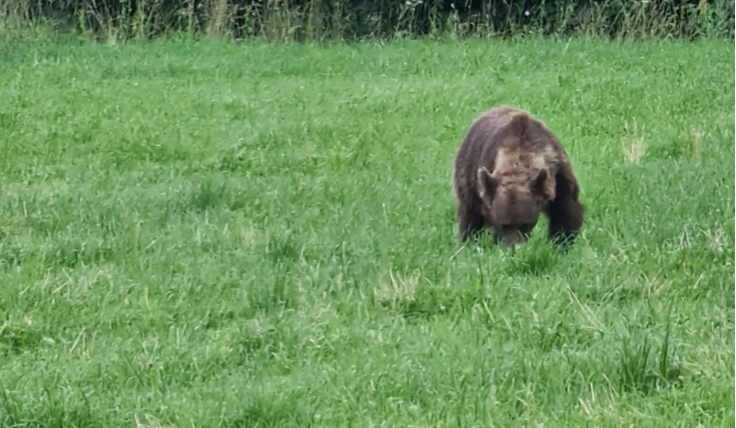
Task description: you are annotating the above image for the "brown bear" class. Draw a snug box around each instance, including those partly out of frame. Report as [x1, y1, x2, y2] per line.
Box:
[451, 105, 584, 249]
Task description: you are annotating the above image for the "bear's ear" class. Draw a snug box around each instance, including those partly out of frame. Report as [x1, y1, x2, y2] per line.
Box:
[531, 169, 555, 200]
[477, 167, 498, 199]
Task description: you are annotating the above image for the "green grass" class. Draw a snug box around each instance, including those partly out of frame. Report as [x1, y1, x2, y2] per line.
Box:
[0, 37, 733, 427]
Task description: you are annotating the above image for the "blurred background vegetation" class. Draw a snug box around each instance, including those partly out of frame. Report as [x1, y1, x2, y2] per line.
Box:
[1, 0, 733, 42]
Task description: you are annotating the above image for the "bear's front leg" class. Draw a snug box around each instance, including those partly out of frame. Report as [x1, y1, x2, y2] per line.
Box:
[457, 202, 485, 242]
[546, 166, 585, 248]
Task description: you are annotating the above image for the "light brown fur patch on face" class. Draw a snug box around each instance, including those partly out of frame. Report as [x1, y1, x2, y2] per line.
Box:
[491, 148, 557, 203]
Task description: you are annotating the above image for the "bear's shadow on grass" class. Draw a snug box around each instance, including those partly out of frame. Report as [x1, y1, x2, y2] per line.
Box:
[443, 204, 568, 276]
[464, 230, 564, 277]
[498, 245, 562, 277]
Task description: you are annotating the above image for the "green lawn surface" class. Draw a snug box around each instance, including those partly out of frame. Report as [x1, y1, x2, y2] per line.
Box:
[0, 37, 734, 427]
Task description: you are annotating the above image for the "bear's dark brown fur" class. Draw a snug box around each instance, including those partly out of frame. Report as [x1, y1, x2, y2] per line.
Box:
[452, 105, 584, 249]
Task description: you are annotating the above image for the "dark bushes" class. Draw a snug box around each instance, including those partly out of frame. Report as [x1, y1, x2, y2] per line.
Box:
[3, 0, 734, 41]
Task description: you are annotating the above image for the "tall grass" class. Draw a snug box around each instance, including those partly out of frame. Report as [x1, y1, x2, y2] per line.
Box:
[1, 0, 734, 42]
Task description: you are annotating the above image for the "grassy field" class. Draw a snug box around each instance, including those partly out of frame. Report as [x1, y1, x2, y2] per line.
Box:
[0, 37, 734, 427]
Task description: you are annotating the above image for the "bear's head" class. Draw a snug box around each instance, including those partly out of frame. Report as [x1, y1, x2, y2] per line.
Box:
[477, 166, 555, 248]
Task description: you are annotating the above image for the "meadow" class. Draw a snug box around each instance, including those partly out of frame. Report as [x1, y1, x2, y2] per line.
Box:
[0, 37, 734, 427]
